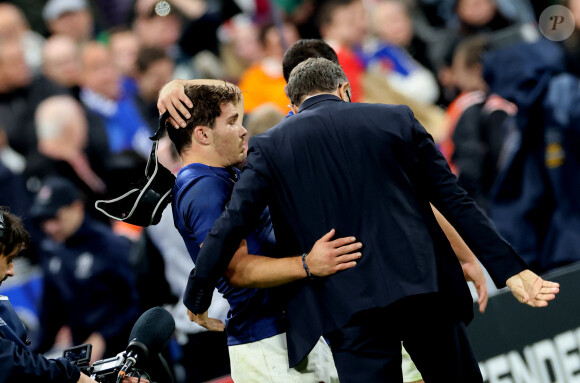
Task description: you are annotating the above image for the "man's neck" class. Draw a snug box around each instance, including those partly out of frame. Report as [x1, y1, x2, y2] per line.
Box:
[180, 151, 224, 168]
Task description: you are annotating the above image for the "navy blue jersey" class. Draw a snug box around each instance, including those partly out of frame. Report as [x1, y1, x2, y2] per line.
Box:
[173, 163, 284, 345]
[0, 297, 81, 382]
[36, 217, 140, 355]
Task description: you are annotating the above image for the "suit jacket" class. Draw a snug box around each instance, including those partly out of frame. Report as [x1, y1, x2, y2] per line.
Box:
[185, 94, 527, 365]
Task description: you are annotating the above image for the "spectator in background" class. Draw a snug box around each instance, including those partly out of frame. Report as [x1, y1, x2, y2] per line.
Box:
[0, 39, 67, 157]
[42, 35, 82, 99]
[219, 16, 264, 81]
[26, 96, 109, 219]
[134, 47, 175, 131]
[317, 0, 367, 101]
[238, 21, 300, 114]
[455, 0, 514, 36]
[133, 0, 183, 59]
[0, 128, 31, 224]
[428, 0, 514, 80]
[79, 42, 152, 157]
[245, 104, 286, 138]
[482, 39, 565, 271]
[0, 3, 45, 74]
[363, 0, 439, 105]
[43, 0, 94, 43]
[443, 35, 516, 212]
[109, 28, 141, 96]
[31, 177, 140, 363]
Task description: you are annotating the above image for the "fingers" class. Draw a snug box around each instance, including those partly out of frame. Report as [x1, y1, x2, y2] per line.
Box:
[335, 252, 362, 264]
[174, 96, 192, 120]
[333, 242, 363, 255]
[335, 261, 358, 271]
[328, 236, 357, 248]
[317, 228, 336, 243]
[477, 283, 488, 314]
[168, 116, 178, 129]
[535, 292, 557, 301]
[164, 102, 185, 129]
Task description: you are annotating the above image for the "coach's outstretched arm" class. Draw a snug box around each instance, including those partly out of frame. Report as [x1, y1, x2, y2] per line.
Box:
[409, 107, 560, 307]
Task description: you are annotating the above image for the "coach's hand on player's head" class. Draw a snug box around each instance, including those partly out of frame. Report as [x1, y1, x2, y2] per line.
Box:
[157, 79, 192, 129]
[506, 269, 560, 307]
[306, 229, 362, 277]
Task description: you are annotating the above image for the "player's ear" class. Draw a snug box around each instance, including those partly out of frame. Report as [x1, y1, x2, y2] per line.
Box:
[193, 126, 211, 145]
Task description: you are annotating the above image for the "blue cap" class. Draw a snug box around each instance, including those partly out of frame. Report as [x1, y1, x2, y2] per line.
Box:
[30, 177, 81, 220]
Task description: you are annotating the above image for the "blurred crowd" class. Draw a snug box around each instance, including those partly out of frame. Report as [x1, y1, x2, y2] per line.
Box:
[0, 0, 579, 381]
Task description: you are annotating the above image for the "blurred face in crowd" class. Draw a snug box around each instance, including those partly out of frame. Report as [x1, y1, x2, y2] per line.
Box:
[81, 43, 121, 100]
[47, 9, 93, 43]
[263, 23, 300, 59]
[232, 20, 263, 63]
[211, 101, 247, 167]
[35, 96, 88, 160]
[41, 201, 84, 243]
[457, 0, 497, 27]
[138, 57, 174, 102]
[452, 50, 485, 92]
[134, 0, 181, 50]
[0, 248, 17, 287]
[0, 40, 31, 92]
[110, 30, 140, 78]
[43, 35, 81, 88]
[0, 3, 28, 43]
[321, 0, 367, 47]
[374, 1, 413, 47]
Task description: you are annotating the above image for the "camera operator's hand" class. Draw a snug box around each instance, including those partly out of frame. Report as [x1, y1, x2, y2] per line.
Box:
[187, 309, 225, 331]
[77, 373, 98, 383]
[83, 332, 106, 364]
[123, 378, 150, 383]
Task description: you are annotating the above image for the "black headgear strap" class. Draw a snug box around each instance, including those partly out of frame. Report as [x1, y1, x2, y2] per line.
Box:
[94, 113, 176, 227]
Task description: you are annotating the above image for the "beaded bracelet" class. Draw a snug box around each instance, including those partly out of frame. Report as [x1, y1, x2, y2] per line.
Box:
[302, 253, 313, 278]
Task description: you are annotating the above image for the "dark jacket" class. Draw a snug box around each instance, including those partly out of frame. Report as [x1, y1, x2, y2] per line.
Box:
[0, 297, 80, 382]
[186, 94, 527, 365]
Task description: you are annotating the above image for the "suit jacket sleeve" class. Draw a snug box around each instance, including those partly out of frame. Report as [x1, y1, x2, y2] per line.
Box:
[183, 140, 272, 314]
[408, 107, 527, 287]
[0, 338, 81, 383]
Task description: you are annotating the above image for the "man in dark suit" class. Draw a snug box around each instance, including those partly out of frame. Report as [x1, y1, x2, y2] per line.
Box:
[183, 58, 560, 382]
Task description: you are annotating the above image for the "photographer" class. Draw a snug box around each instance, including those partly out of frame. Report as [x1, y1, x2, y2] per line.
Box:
[0, 207, 145, 383]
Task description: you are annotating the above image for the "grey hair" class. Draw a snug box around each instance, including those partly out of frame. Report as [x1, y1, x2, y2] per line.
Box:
[286, 57, 348, 106]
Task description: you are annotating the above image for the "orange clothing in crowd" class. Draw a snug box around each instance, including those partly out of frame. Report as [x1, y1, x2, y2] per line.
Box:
[238, 59, 289, 114]
[335, 45, 364, 102]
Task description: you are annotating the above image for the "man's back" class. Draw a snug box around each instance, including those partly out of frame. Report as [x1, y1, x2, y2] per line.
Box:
[241, 94, 525, 363]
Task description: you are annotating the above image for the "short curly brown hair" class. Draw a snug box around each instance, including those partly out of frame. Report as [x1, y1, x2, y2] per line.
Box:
[167, 83, 242, 155]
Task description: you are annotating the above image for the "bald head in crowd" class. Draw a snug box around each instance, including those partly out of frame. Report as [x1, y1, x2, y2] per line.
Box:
[0, 3, 29, 42]
[43, 35, 81, 88]
[35, 95, 88, 159]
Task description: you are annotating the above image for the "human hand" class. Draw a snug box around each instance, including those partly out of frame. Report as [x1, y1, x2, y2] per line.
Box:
[77, 372, 98, 383]
[83, 332, 106, 364]
[123, 377, 150, 383]
[187, 309, 225, 332]
[461, 260, 488, 313]
[157, 79, 192, 129]
[506, 269, 560, 307]
[306, 229, 362, 277]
